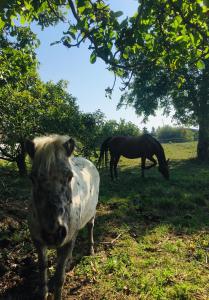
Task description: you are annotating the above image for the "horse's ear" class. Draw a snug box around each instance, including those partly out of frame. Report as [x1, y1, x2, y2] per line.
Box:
[167, 158, 170, 164]
[25, 139, 35, 159]
[63, 138, 75, 157]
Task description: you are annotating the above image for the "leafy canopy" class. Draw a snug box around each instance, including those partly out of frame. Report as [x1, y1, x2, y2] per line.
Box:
[0, 26, 39, 87]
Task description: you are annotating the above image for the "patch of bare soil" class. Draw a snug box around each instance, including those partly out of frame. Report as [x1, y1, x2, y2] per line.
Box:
[0, 198, 105, 300]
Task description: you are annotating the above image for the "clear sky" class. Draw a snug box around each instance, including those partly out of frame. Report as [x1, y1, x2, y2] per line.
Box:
[31, 0, 175, 130]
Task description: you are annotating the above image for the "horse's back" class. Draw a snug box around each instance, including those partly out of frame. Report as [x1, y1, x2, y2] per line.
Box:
[108, 134, 161, 158]
[70, 157, 100, 229]
[139, 134, 163, 150]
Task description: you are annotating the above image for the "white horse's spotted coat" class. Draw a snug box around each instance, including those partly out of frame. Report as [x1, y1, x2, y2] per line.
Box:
[67, 156, 100, 239]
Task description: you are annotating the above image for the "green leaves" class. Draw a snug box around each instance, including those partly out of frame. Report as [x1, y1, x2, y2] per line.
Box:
[0, 26, 39, 88]
[113, 11, 123, 18]
[90, 52, 97, 64]
[1, 0, 209, 136]
[0, 19, 5, 30]
[196, 60, 205, 69]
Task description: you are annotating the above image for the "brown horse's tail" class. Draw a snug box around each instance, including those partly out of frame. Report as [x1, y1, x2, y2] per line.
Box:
[97, 137, 112, 170]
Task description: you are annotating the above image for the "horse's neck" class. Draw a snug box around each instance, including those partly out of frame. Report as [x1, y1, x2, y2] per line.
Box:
[156, 147, 166, 166]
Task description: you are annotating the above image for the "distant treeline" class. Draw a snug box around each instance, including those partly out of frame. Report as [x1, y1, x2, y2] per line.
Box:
[149, 126, 198, 143]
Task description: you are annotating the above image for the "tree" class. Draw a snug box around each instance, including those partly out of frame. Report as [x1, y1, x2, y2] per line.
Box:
[99, 118, 140, 141]
[116, 119, 140, 136]
[0, 78, 81, 175]
[142, 127, 149, 134]
[0, 82, 43, 175]
[151, 127, 156, 137]
[78, 110, 106, 159]
[0, 26, 39, 87]
[39, 80, 81, 136]
[117, 1, 209, 161]
[2, 0, 209, 160]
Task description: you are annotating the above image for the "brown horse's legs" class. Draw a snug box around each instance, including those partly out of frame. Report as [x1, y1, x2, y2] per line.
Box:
[145, 157, 157, 169]
[141, 157, 146, 178]
[114, 155, 120, 178]
[141, 156, 157, 177]
[110, 154, 114, 180]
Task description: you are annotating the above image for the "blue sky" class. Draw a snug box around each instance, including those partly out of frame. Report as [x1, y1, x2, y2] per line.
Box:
[31, 0, 174, 130]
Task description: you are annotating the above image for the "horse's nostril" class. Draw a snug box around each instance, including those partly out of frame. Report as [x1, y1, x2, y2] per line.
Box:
[58, 225, 67, 241]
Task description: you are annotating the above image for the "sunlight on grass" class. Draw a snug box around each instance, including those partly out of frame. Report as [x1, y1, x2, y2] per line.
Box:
[69, 141, 209, 299]
[0, 141, 209, 299]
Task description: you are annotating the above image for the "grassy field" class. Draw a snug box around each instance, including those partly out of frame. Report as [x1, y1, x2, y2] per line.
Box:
[0, 142, 209, 300]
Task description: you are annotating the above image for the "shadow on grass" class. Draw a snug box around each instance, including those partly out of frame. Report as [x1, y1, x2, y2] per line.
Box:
[98, 158, 209, 234]
[1, 158, 209, 299]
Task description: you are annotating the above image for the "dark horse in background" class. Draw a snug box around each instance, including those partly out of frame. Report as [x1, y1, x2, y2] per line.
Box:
[97, 134, 169, 180]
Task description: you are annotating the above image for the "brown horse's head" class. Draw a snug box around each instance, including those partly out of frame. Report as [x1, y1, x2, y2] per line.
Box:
[158, 159, 169, 180]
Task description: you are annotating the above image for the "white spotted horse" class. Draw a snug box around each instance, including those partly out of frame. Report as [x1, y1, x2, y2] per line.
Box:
[25, 134, 100, 300]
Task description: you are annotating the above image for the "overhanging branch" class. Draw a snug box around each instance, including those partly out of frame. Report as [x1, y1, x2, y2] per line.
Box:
[0, 156, 14, 162]
[0, 146, 15, 160]
[67, 0, 139, 71]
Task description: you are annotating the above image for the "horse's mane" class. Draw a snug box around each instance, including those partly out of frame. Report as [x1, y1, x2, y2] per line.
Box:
[32, 134, 70, 175]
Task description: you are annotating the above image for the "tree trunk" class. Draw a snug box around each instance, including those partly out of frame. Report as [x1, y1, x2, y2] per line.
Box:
[16, 141, 27, 176]
[16, 155, 27, 176]
[197, 60, 209, 161]
[197, 117, 209, 161]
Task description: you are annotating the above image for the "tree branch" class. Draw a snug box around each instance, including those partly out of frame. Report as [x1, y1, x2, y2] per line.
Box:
[0, 146, 15, 160]
[68, 0, 79, 22]
[0, 156, 14, 162]
[47, 0, 66, 22]
[120, 70, 133, 91]
[67, 0, 138, 71]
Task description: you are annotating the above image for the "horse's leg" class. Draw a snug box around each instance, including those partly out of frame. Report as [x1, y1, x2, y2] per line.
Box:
[53, 234, 77, 300]
[145, 157, 157, 169]
[87, 216, 95, 255]
[105, 150, 108, 169]
[141, 157, 146, 178]
[110, 153, 114, 180]
[34, 241, 48, 300]
[114, 155, 120, 179]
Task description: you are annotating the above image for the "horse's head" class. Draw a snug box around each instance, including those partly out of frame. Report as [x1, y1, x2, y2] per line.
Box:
[158, 159, 169, 180]
[25, 135, 75, 246]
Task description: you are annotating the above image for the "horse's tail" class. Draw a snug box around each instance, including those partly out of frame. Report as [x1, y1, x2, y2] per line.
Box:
[97, 137, 112, 170]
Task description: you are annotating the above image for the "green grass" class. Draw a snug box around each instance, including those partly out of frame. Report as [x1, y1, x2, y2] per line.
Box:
[0, 141, 209, 299]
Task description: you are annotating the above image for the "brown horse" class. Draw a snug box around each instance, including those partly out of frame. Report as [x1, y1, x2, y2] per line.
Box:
[97, 134, 169, 180]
